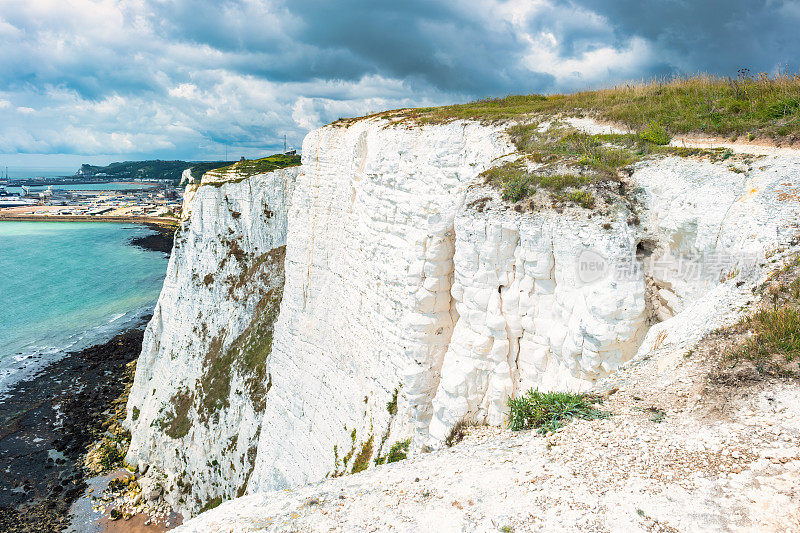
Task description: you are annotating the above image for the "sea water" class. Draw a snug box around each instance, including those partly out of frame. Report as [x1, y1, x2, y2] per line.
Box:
[0, 222, 169, 394]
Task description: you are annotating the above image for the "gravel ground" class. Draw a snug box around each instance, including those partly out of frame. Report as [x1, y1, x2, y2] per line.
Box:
[181, 337, 800, 532]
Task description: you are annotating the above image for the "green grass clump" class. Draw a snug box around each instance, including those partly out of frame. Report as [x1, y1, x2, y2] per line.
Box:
[563, 190, 595, 209]
[444, 417, 477, 447]
[386, 387, 399, 415]
[639, 122, 671, 145]
[161, 389, 194, 439]
[730, 307, 800, 363]
[351, 434, 374, 474]
[480, 123, 658, 205]
[481, 160, 595, 203]
[386, 438, 411, 463]
[510, 127, 638, 174]
[507, 389, 609, 434]
[724, 265, 800, 377]
[199, 496, 223, 513]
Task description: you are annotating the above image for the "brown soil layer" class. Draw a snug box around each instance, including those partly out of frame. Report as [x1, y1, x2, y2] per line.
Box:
[0, 325, 148, 532]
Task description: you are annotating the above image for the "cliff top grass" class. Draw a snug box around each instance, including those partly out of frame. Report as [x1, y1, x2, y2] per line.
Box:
[202, 153, 301, 186]
[347, 73, 798, 210]
[379, 71, 800, 142]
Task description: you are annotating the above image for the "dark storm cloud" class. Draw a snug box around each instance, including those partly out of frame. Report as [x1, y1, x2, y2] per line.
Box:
[285, 0, 548, 94]
[0, 0, 797, 162]
[150, 0, 551, 93]
[573, 0, 800, 75]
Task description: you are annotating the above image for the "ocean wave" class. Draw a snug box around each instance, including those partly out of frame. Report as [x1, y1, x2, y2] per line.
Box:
[0, 303, 155, 400]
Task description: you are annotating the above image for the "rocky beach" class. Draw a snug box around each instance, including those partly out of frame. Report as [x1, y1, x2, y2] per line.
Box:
[129, 224, 177, 256]
[0, 222, 175, 532]
[0, 326, 146, 532]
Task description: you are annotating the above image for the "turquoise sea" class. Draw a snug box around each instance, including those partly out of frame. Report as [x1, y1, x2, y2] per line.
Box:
[0, 222, 169, 393]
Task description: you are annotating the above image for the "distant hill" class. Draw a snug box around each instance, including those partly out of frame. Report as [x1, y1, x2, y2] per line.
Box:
[76, 160, 231, 183]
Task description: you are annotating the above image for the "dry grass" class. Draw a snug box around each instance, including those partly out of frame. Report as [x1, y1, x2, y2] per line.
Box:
[717, 256, 800, 380]
[380, 72, 800, 141]
[445, 418, 477, 447]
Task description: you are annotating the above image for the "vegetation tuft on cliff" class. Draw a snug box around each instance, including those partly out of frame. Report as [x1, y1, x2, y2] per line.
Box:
[367, 73, 800, 210]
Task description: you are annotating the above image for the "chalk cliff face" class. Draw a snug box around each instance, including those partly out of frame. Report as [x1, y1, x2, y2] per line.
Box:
[247, 120, 513, 492]
[125, 166, 299, 514]
[127, 116, 800, 518]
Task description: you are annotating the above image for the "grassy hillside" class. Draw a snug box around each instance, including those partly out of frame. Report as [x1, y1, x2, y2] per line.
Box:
[383, 72, 800, 141]
[370, 72, 800, 209]
[201, 153, 302, 186]
[189, 161, 235, 180]
[78, 160, 229, 184]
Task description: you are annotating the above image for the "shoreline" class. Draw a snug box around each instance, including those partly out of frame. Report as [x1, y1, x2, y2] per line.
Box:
[0, 215, 179, 227]
[130, 223, 177, 255]
[0, 222, 174, 397]
[0, 216, 175, 531]
[0, 322, 150, 532]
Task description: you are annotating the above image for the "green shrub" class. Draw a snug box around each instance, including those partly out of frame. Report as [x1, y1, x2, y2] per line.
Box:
[507, 389, 609, 434]
[386, 438, 411, 463]
[639, 122, 671, 145]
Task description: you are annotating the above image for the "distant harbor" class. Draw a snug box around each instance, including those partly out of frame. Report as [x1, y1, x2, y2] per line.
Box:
[0, 181, 183, 221]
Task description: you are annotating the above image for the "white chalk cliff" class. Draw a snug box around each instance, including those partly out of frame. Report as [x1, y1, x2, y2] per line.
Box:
[126, 165, 299, 513]
[125, 116, 800, 519]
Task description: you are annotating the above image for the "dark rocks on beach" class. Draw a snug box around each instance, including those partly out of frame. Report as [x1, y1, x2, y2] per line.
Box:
[129, 223, 176, 255]
[0, 322, 149, 532]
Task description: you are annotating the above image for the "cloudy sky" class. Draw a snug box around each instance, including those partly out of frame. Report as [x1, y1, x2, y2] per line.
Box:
[1, 0, 798, 169]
